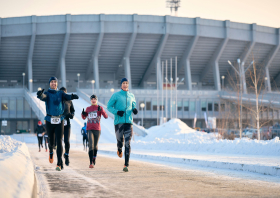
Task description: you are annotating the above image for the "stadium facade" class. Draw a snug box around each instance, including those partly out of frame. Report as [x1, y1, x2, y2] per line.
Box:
[0, 14, 280, 131]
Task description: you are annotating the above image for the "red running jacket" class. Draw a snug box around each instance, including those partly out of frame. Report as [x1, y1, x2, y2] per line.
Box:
[81, 105, 108, 131]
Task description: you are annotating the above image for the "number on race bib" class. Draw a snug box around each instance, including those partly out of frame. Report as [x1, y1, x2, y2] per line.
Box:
[51, 117, 61, 124]
[88, 112, 97, 119]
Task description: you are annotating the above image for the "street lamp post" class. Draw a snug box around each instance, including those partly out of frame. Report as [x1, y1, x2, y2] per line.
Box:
[110, 88, 114, 95]
[265, 77, 268, 91]
[140, 103, 145, 127]
[22, 73, 25, 89]
[77, 73, 80, 89]
[91, 80, 95, 94]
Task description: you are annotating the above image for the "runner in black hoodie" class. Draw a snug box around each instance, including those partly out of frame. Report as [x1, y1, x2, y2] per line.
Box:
[60, 87, 75, 166]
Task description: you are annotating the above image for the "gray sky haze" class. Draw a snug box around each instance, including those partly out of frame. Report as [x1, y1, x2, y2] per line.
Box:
[0, 0, 279, 28]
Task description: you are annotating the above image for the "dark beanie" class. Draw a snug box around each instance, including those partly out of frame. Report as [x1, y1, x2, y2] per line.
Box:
[59, 87, 67, 93]
[49, 76, 58, 84]
[120, 78, 129, 86]
[90, 95, 98, 100]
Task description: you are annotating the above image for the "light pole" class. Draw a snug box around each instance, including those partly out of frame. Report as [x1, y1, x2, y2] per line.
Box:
[140, 103, 145, 127]
[228, 59, 254, 138]
[22, 73, 25, 89]
[91, 80, 95, 94]
[221, 76, 225, 90]
[110, 88, 114, 95]
[161, 61, 164, 124]
[77, 73, 80, 89]
[264, 77, 268, 91]
[170, 58, 172, 119]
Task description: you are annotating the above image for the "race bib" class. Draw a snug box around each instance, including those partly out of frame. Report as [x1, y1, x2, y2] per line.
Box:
[38, 134, 43, 137]
[88, 112, 97, 119]
[51, 117, 61, 124]
[44, 135, 48, 137]
[64, 120, 67, 126]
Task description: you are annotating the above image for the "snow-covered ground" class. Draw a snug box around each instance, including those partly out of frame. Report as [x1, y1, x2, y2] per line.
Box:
[133, 119, 280, 157]
[0, 136, 34, 198]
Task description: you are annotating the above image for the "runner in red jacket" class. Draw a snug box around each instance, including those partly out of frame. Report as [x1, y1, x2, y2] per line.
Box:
[81, 94, 108, 168]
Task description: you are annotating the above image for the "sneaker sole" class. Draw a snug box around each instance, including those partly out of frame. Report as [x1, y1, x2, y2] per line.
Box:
[56, 167, 61, 171]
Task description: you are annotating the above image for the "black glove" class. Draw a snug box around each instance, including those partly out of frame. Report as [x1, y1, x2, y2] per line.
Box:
[68, 113, 74, 119]
[71, 94, 79, 100]
[117, 111, 124, 117]
[98, 105, 101, 111]
[37, 89, 44, 97]
[82, 108, 87, 116]
[133, 108, 138, 115]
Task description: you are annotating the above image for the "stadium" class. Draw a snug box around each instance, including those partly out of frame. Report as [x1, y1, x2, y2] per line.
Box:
[0, 14, 280, 131]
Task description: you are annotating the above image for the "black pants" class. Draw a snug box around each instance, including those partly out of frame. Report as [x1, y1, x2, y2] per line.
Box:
[44, 136, 48, 149]
[114, 124, 133, 167]
[37, 136, 43, 149]
[88, 130, 100, 164]
[83, 136, 88, 148]
[64, 124, 71, 154]
[46, 121, 64, 166]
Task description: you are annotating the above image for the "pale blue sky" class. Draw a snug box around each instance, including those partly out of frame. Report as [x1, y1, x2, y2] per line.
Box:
[0, 0, 279, 28]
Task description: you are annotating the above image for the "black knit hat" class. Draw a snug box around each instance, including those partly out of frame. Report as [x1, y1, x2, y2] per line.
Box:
[49, 76, 58, 84]
[90, 95, 98, 100]
[59, 87, 67, 93]
[120, 78, 129, 86]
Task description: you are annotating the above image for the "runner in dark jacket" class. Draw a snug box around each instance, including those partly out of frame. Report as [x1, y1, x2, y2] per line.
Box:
[37, 76, 79, 171]
[35, 121, 46, 152]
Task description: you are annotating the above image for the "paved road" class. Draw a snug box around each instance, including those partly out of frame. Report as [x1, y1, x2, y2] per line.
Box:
[29, 146, 280, 198]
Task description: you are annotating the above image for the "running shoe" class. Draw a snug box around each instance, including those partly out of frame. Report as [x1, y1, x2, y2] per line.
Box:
[64, 153, 70, 166]
[56, 166, 61, 171]
[117, 151, 123, 158]
[49, 152, 54, 164]
[123, 166, 128, 172]
[39, 149, 41, 152]
[45, 149, 48, 152]
[89, 164, 94, 169]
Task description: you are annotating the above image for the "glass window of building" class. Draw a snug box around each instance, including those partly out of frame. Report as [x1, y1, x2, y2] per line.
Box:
[152, 100, 157, 111]
[190, 101, 195, 111]
[24, 100, 31, 117]
[208, 102, 212, 111]
[1, 99, 8, 110]
[160, 101, 165, 111]
[201, 101, 207, 111]
[220, 103, 225, 111]
[177, 101, 182, 111]
[184, 101, 189, 111]
[146, 101, 151, 111]
[9, 98, 16, 117]
[1, 99, 8, 117]
[214, 102, 219, 112]
[17, 98, 23, 115]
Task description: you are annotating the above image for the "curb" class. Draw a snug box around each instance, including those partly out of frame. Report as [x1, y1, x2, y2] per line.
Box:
[99, 150, 280, 177]
[32, 173, 37, 198]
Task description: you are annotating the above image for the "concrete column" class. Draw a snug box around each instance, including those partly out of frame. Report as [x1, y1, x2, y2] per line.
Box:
[124, 57, 132, 90]
[58, 14, 71, 88]
[27, 15, 36, 92]
[93, 57, 100, 89]
[0, 18, 2, 45]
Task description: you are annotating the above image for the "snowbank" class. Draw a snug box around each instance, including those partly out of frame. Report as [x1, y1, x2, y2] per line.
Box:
[133, 119, 280, 156]
[0, 136, 34, 198]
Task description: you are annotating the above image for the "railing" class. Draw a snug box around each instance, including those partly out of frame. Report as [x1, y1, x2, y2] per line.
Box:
[24, 89, 46, 122]
[77, 89, 148, 137]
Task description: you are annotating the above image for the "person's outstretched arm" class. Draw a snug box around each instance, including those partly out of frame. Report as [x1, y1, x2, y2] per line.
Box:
[37, 89, 48, 101]
[62, 92, 79, 101]
[69, 101, 75, 119]
[100, 106, 108, 119]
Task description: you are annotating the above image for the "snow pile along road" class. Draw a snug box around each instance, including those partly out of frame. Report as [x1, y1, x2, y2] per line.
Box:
[0, 136, 34, 198]
[133, 119, 280, 156]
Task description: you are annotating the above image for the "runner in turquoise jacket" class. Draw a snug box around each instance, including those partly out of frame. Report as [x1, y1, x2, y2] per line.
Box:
[107, 89, 136, 125]
[107, 78, 138, 172]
